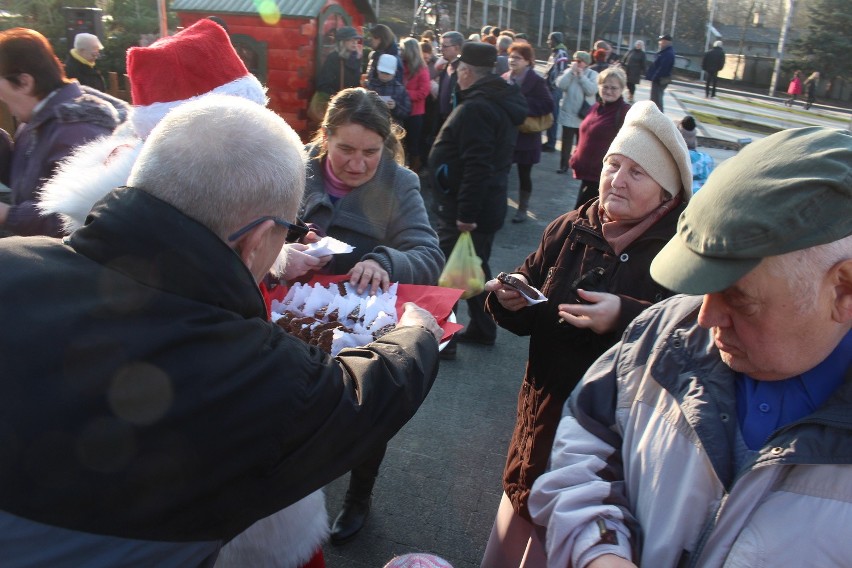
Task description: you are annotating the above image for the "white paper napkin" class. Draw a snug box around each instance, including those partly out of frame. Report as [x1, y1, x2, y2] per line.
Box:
[304, 236, 354, 257]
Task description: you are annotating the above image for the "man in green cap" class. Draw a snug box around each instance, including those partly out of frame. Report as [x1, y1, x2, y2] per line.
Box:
[526, 127, 852, 567]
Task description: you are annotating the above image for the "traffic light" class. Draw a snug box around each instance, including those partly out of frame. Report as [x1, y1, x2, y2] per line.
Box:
[62, 7, 104, 49]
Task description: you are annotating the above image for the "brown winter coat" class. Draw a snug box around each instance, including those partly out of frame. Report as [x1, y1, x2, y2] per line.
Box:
[485, 197, 685, 520]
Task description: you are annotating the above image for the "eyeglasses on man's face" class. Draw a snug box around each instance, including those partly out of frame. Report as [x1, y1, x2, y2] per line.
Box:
[227, 216, 310, 244]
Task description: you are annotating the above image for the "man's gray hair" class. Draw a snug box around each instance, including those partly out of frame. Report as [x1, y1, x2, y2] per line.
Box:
[127, 94, 307, 241]
[713, 40, 723, 48]
[764, 234, 852, 313]
[441, 31, 464, 47]
[74, 32, 102, 51]
[634, 40, 645, 50]
[459, 62, 492, 81]
[497, 35, 513, 51]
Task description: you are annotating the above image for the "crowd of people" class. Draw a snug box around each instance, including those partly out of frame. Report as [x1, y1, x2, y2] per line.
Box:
[0, 16, 848, 568]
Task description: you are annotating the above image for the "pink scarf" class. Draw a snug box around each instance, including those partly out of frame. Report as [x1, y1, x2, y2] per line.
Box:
[323, 157, 354, 200]
[599, 192, 682, 255]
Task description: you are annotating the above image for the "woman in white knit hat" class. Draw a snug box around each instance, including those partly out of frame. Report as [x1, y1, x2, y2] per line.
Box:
[479, 100, 692, 567]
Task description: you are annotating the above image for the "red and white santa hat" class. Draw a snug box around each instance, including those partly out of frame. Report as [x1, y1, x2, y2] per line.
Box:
[126, 19, 267, 137]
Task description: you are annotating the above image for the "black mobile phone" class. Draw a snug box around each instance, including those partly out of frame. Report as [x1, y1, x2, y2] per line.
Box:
[569, 267, 606, 304]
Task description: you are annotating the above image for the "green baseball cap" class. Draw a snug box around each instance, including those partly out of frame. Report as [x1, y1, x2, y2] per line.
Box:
[651, 127, 852, 294]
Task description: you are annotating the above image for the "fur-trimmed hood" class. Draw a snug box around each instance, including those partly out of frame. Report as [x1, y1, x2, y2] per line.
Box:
[38, 74, 266, 234]
[38, 128, 143, 233]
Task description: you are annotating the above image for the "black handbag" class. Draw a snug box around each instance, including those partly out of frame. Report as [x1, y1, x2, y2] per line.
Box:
[577, 99, 592, 119]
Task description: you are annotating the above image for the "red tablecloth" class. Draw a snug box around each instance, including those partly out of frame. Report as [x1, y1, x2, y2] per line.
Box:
[269, 275, 465, 342]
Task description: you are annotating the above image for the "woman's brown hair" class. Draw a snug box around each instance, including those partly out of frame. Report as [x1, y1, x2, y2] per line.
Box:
[508, 42, 534, 65]
[0, 28, 67, 100]
[310, 87, 405, 164]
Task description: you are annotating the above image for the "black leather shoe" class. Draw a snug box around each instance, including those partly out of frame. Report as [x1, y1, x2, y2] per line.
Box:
[541, 145, 556, 152]
[556, 167, 569, 174]
[439, 340, 457, 360]
[330, 497, 372, 544]
[454, 331, 496, 346]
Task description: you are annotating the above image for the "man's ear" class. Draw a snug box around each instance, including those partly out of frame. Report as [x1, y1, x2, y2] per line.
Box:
[233, 219, 275, 277]
[831, 258, 852, 324]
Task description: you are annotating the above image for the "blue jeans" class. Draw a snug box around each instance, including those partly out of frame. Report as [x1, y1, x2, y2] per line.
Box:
[544, 88, 562, 149]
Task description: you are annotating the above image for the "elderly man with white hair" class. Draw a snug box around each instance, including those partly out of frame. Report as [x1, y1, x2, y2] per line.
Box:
[64, 32, 106, 91]
[529, 126, 852, 567]
[0, 94, 443, 566]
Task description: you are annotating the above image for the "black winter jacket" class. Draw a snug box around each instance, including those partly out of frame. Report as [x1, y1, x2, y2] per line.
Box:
[702, 46, 725, 73]
[316, 51, 362, 95]
[428, 74, 528, 232]
[64, 54, 106, 91]
[0, 187, 439, 562]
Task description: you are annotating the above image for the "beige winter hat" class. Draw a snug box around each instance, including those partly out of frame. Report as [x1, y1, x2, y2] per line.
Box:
[604, 101, 693, 201]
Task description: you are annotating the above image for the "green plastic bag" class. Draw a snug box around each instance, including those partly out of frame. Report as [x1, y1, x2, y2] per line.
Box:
[438, 232, 486, 299]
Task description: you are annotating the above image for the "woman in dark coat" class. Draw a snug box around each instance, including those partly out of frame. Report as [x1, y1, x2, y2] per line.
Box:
[622, 39, 646, 103]
[365, 24, 403, 83]
[315, 26, 364, 97]
[569, 66, 631, 208]
[803, 71, 820, 110]
[480, 101, 693, 567]
[501, 42, 554, 223]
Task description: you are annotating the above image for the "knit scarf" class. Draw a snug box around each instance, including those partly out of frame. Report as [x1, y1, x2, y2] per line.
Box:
[323, 157, 354, 202]
[70, 49, 96, 68]
[598, 192, 682, 255]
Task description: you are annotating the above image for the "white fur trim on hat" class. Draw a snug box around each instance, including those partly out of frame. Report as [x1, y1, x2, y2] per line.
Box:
[131, 74, 267, 139]
[215, 490, 328, 568]
[604, 101, 693, 201]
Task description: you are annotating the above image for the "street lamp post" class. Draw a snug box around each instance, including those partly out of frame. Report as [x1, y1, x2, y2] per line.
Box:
[157, 0, 167, 38]
[769, 0, 796, 97]
[629, 0, 637, 48]
[670, 0, 679, 39]
[701, 0, 718, 83]
[590, 0, 599, 50]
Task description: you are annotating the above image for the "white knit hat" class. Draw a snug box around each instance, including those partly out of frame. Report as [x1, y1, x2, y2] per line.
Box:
[604, 101, 693, 201]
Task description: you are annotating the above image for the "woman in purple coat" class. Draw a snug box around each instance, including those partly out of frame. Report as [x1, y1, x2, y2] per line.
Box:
[502, 42, 554, 223]
[0, 27, 126, 237]
[569, 66, 630, 208]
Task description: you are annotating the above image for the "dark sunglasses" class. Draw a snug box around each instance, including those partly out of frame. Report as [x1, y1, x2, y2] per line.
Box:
[227, 216, 310, 244]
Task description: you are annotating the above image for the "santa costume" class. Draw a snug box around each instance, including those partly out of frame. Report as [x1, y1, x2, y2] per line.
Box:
[39, 19, 328, 568]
